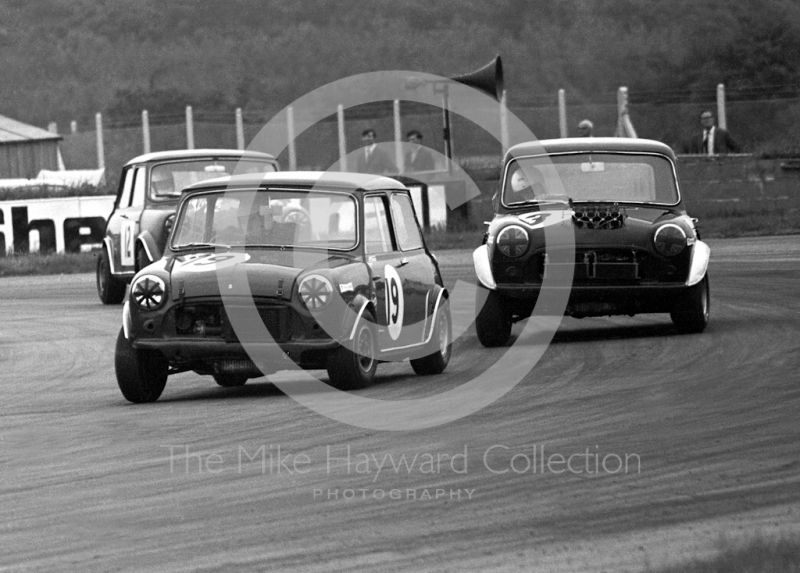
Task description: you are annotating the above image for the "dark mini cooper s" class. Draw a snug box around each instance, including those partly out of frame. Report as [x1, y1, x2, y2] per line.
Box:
[97, 149, 278, 304]
[115, 172, 451, 402]
[473, 138, 710, 346]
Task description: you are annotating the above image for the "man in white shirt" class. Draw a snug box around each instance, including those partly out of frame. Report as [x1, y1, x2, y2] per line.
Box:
[686, 111, 741, 155]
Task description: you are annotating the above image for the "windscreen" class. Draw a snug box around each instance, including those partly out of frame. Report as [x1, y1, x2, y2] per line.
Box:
[150, 159, 276, 199]
[503, 153, 678, 206]
[172, 190, 357, 250]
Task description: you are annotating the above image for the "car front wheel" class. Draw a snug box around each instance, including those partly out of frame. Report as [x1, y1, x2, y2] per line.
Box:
[411, 302, 452, 375]
[97, 247, 126, 304]
[115, 328, 169, 403]
[475, 289, 512, 347]
[671, 275, 710, 334]
[327, 311, 378, 390]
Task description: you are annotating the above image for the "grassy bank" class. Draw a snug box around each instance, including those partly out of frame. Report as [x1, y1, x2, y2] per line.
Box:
[0, 251, 97, 277]
[647, 536, 800, 573]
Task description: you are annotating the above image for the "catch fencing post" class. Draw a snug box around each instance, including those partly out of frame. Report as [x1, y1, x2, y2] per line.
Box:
[500, 89, 509, 154]
[142, 110, 151, 154]
[185, 106, 194, 150]
[615, 87, 637, 138]
[95, 113, 105, 169]
[337, 104, 347, 171]
[287, 106, 297, 170]
[717, 83, 727, 130]
[558, 89, 568, 138]
[235, 108, 245, 150]
[394, 100, 403, 173]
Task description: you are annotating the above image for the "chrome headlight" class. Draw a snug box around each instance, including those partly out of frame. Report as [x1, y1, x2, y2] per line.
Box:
[654, 224, 687, 257]
[131, 275, 167, 311]
[298, 274, 333, 310]
[497, 225, 529, 258]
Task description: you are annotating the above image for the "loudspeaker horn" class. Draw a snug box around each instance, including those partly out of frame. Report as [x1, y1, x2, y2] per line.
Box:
[450, 55, 504, 101]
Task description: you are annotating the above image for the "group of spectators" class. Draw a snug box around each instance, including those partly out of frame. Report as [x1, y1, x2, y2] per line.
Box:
[358, 110, 739, 176]
[355, 128, 435, 175]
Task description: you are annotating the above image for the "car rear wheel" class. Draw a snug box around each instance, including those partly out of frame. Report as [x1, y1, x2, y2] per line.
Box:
[476, 289, 512, 347]
[213, 374, 248, 387]
[671, 275, 710, 334]
[327, 311, 378, 390]
[411, 302, 452, 375]
[115, 328, 169, 403]
[97, 247, 126, 304]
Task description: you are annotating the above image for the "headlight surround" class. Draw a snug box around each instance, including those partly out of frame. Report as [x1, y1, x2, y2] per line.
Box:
[131, 274, 167, 311]
[653, 224, 688, 257]
[496, 225, 529, 258]
[298, 274, 333, 311]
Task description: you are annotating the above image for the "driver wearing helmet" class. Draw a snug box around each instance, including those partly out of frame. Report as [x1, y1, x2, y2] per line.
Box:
[507, 166, 545, 203]
[150, 169, 174, 197]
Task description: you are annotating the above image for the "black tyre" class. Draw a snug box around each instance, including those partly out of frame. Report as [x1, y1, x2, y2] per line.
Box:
[475, 289, 512, 347]
[327, 311, 378, 390]
[213, 373, 249, 387]
[411, 302, 452, 375]
[135, 244, 151, 272]
[671, 274, 710, 334]
[97, 247, 126, 305]
[115, 328, 169, 403]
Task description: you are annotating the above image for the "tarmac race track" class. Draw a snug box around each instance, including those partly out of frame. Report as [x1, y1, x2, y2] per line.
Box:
[2, 235, 800, 572]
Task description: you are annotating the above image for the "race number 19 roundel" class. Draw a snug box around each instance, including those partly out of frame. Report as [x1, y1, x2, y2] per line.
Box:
[384, 264, 404, 340]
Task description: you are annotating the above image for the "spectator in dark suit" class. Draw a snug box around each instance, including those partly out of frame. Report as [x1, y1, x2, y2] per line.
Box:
[404, 130, 435, 172]
[355, 128, 396, 175]
[683, 111, 741, 155]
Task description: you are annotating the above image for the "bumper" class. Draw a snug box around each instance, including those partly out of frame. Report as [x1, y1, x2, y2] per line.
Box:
[132, 337, 340, 367]
[496, 283, 694, 317]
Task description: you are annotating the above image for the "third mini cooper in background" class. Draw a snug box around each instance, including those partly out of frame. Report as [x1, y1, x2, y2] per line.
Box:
[115, 172, 451, 402]
[473, 137, 710, 346]
[96, 149, 278, 304]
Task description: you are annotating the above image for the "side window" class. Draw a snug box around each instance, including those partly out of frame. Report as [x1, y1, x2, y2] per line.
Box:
[117, 167, 135, 208]
[130, 167, 146, 207]
[364, 196, 394, 254]
[390, 194, 423, 251]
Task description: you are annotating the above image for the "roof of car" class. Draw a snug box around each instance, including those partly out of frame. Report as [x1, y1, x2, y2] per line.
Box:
[183, 171, 409, 193]
[505, 137, 676, 161]
[124, 149, 277, 166]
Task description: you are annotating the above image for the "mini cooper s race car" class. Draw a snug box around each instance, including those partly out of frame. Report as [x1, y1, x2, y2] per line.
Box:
[115, 171, 451, 402]
[97, 149, 278, 304]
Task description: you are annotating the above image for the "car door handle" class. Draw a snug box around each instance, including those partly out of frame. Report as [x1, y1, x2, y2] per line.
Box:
[398, 258, 409, 267]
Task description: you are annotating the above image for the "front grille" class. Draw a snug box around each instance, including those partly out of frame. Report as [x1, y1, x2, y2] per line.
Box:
[544, 249, 641, 281]
[167, 303, 291, 342]
[573, 208, 626, 229]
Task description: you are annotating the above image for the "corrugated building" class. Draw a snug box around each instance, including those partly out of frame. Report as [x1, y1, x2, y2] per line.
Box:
[0, 114, 63, 179]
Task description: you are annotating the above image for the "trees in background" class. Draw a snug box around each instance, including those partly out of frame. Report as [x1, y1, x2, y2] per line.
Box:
[1, 0, 799, 129]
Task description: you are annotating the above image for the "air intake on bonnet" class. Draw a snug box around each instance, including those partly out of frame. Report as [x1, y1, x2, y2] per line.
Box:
[573, 207, 626, 229]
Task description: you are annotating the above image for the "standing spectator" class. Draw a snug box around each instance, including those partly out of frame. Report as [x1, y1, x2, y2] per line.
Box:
[355, 128, 396, 175]
[684, 111, 740, 155]
[577, 119, 594, 137]
[404, 130, 435, 172]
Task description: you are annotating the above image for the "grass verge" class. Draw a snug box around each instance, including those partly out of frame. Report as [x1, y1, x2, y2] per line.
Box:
[0, 251, 97, 277]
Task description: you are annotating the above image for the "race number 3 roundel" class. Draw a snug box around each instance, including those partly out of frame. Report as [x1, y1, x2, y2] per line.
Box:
[384, 264, 404, 340]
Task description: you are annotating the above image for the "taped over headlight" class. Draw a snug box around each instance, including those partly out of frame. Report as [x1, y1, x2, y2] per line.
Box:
[131, 275, 167, 311]
[298, 274, 333, 310]
[497, 225, 529, 258]
[654, 224, 687, 257]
